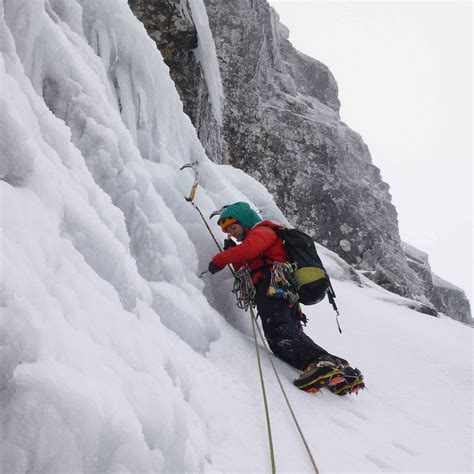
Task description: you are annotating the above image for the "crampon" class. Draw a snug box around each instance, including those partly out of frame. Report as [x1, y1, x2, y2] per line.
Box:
[328, 366, 365, 396]
[294, 360, 346, 393]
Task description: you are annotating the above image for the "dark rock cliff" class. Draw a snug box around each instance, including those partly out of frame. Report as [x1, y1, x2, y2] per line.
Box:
[128, 0, 471, 322]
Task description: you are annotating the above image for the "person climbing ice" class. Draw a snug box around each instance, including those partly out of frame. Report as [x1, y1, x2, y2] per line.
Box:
[207, 202, 364, 395]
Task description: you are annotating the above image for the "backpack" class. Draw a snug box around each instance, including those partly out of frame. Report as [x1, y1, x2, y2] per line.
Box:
[272, 227, 329, 305]
[262, 225, 339, 319]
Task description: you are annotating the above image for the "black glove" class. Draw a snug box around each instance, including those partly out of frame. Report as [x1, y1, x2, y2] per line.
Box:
[223, 238, 237, 250]
[208, 261, 223, 274]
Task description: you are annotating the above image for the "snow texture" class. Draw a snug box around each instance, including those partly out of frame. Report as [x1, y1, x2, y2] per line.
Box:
[0, 0, 472, 472]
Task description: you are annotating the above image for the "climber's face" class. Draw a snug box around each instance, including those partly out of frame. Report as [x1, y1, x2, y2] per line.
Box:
[226, 222, 243, 242]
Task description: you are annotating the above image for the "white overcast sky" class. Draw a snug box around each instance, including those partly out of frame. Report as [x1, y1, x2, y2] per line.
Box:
[268, 0, 472, 302]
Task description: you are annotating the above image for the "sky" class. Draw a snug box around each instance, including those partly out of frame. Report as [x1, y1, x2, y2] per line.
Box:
[268, 0, 472, 302]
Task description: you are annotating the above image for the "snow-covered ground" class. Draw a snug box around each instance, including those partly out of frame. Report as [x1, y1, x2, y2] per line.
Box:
[207, 277, 473, 473]
[0, 0, 472, 472]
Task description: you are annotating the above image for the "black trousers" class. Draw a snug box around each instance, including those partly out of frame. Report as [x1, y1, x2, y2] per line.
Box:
[255, 277, 333, 371]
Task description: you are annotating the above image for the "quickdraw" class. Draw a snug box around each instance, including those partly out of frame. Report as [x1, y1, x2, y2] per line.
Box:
[266, 262, 300, 305]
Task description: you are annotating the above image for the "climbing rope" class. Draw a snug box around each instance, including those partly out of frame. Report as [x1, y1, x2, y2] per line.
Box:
[250, 304, 319, 473]
[249, 304, 276, 473]
[180, 163, 319, 473]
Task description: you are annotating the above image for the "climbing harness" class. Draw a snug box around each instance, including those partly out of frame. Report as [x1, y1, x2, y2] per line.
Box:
[232, 265, 256, 310]
[181, 163, 319, 473]
[232, 260, 302, 313]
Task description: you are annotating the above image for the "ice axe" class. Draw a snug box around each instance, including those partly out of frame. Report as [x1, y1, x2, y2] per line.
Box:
[179, 162, 234, 277]
[179, 160, 199, 202]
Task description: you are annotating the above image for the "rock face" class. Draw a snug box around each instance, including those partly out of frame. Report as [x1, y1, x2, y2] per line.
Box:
[403, 243, 472, 324]
[128, 0, 471, 321]
[432, 275, 472, 325]
[403, 243, 435, 301]
[201, 0, 424, 299]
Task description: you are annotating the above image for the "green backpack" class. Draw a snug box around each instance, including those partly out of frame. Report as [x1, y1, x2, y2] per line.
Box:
[264, 225, 339, 319]
[273, 227, 329, 305]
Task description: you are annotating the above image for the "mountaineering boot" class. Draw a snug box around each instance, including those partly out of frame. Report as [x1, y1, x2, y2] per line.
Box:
[328, 365, 365, 396]
[293, 360, 346, 393]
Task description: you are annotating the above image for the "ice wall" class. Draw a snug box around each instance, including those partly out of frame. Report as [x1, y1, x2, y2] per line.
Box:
[0, 0, 285, 471]
[186, 0, 224, 124]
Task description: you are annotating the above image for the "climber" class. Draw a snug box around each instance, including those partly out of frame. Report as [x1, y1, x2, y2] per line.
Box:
[207, 202, 364, 395]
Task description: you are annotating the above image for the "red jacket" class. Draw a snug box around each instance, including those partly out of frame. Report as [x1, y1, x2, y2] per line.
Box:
[212, 220, 287, 284]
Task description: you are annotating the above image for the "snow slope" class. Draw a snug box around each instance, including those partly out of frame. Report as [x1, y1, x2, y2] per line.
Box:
[0, 0, 472, 472]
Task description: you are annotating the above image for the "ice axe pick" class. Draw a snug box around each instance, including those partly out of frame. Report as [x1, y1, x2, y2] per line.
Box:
[179, 160, 199, 202]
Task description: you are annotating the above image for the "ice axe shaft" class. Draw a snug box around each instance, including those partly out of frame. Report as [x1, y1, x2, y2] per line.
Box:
[179, 163, 234, 276]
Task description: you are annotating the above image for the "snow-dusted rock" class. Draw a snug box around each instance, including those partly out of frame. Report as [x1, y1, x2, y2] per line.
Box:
[431, 274, 472, 325]
[129, 0, 438, 306]
[403, 242, 471, 322]
[402, 242, 435, 301]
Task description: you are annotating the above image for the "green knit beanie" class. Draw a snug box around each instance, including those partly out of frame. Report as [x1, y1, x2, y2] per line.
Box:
[217, 202, 262, 238]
